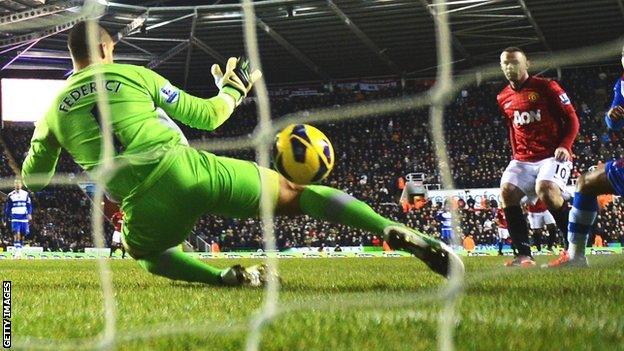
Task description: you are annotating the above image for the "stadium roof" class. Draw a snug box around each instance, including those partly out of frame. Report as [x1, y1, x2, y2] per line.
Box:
[1, 0, 623, 91]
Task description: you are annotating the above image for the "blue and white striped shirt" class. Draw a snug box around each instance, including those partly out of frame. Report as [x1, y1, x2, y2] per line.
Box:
[4, 189, 32, 223]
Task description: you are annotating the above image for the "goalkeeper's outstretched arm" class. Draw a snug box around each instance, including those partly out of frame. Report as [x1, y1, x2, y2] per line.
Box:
[142, 56, 261, 132]
[22, 117, 62, 192]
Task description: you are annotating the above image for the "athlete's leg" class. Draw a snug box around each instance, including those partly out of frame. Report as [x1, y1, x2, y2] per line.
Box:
[497, 229, 506, 255]
[532, 228, 543, 252]
[511, 239, 518, 256]
[208, 155, 460, 276]
[120, 150, 243, 285]
[545, 224, 558, 251]
[12, 223, 22, 249]
[274, 178, 394, 234]
[10, 224, 24, 259]
[135, 246, 224, 285]
[536, 159, 573, 251]
[547, 163, 616, 267]
[536, 181, 570, 248]
[565, 165, 613, 261]
[499, 160, 536, 263]
[500, 182, 532, 259]
[527, 213, 543, 252]
[127, 243, 267, 287]
[122, 148, 282, 286]
[23, 222, 30, 246]
[274, 176, 462, 277]
[542, 211, 561, 250]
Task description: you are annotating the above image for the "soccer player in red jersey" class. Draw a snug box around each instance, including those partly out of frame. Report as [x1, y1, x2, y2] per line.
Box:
[494, 207, 510, 256]
[110, 211, 125, 258]
[497, 47, 579, 267]
[526, 199, 559, 252]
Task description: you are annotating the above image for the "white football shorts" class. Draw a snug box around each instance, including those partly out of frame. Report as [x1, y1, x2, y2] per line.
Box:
[497, 228, 510, 240]
[112, 231, 122, 244]
[527, 210, 556, 229]
[500, 157, 572, 203]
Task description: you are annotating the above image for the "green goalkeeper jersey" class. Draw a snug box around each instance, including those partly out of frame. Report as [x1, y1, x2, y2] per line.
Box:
[22, 62, 240, 199]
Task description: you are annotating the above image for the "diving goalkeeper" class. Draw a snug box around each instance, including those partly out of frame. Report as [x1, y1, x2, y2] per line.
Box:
[22, 22, 462, 287]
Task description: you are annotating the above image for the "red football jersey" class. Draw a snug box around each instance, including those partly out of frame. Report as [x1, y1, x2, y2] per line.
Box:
[497, 76, 579, 162]
[495, 209, 508, 229]
[111, 211, 124, 232]
[526, 199, 548, 213]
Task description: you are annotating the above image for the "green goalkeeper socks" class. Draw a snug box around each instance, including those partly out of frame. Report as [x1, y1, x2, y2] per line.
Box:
[299, 185, 395, 235]
[137, 246, 224, 285]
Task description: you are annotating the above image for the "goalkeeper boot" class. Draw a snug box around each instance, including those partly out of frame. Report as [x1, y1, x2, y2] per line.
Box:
[220, 264, 278, 287]
[503, 255, 536, 268]
[383, 225, 464, 278]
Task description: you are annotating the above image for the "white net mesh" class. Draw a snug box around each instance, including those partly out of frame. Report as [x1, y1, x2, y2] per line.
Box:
[3, 0, 624, 350]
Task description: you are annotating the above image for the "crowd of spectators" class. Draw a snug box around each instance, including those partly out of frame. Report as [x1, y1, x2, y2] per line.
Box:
[0, 147, 13, 178]
[2, 66, 624, 251]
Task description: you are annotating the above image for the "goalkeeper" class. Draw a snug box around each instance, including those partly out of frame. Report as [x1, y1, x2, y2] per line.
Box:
[22, 22, 462, 287]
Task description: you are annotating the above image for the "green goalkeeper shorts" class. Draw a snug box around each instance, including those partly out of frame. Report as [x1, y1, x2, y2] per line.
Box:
[120, 145, 280, 256]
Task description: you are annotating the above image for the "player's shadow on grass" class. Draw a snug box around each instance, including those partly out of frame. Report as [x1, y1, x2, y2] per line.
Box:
[166, 281, 442, 293]
[279, 285, 441, 295]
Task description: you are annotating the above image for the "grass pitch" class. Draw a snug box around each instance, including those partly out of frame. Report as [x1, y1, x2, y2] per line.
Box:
[2, 255, 624, 350]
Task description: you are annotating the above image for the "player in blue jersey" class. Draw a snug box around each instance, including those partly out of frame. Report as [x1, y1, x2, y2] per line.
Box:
[548, 49, 624, 267]
[603, 50, 624, 131]
[436, 206, 453, 244]
[3, 179, 33, 252]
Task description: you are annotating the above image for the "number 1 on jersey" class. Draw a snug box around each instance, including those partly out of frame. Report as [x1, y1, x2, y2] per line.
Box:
[90, 104, 125, 154]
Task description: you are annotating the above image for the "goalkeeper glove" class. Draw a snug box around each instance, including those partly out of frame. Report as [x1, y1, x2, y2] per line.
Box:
[211, 56, 262, 106]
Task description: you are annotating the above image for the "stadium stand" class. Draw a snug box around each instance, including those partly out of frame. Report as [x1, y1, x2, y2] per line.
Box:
[2, 67, 624, 251]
